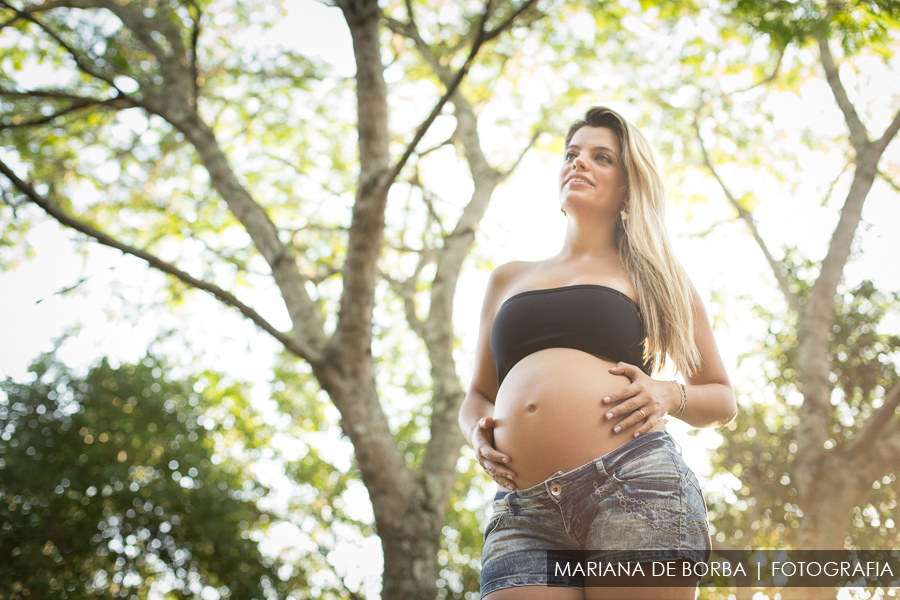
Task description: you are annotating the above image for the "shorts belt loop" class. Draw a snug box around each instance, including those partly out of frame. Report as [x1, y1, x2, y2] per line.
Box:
[506, 494, 517, 516]
[666, 431, 683, 455]
[594, 456, 608, 479]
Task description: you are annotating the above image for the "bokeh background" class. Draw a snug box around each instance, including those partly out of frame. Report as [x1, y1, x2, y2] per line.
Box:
[1, 0, 898, 598]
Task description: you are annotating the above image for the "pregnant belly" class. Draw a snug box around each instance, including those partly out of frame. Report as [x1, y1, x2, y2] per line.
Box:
[492, 348, 666, 490]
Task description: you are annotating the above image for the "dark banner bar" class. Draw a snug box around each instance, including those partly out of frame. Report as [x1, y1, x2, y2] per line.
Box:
[546, 550, 900, 588]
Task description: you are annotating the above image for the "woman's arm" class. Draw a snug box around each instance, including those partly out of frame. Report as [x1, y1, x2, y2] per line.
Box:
[673, 283, 737, 427]
[458, 262, 526, 490]
[602, 283, 737, 434]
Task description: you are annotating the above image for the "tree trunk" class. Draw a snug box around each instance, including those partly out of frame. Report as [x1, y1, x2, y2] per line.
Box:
[0, 1, 541, 597]
[789, 455, 866, 600]
[378, 482, 445, 600]
[796, 459, 859, 550]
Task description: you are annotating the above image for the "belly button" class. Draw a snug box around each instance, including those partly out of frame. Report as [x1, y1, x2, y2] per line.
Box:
[527, 403, 537, 414]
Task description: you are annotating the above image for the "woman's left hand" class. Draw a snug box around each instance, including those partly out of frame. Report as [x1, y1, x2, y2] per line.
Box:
[603, 362, 679, 437]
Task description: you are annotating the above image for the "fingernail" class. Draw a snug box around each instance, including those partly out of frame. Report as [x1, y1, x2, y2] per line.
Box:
[634, 431, 641, 438]
[501, 457, 509, 463]
[613, 426, 620, 433]
[606, 412, 613, 420]
[603, 396, 610, 403]
[507, 474, 515, 480]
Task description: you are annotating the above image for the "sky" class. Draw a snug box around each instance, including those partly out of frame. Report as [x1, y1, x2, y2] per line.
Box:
[1, 1, 899, 598]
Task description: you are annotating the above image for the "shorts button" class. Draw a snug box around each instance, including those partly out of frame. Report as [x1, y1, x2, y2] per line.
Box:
[550, 484, 562, 496]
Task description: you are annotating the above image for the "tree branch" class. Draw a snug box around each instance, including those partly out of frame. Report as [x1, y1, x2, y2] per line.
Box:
[499, 129, 541, 181]
[0, 1, 122, 92]
[29, 0, 326, 354]
[0, 158, 316, 362]
[687, 218, 731, 239]
[873, 105, 900, 156]
[817, 36, 869, 155]
[186, 0, 202, 106]
[0, 0, 67, 29]
[387, 7, 519, 182]
[844, 384, 900, 459]
[415, 136, 455, 159]
[820, 159, 852, 206]
[45, 0, 197, 117]
[0, 87, 112, 102]
[862, 432, 900, 485]
[878, 169, 900, 193]
[403, 0, 417, 31]
[418, 181, 449, 238]
[693, 120, 803, 314]
[384, 0, 495, 188]
[0, 96, 124, 128]
[79, 0, 185, 67]
[729, 49, 783, 95]
[482, 0, 538, 43]
[382, 270, 426, 339]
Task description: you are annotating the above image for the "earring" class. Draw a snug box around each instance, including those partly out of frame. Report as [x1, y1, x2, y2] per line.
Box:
[561, 208, 567, 216]
[620, 209, 628, 221]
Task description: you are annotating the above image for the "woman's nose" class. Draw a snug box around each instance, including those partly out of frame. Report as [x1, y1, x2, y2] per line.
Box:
[573, 154, 587, 170]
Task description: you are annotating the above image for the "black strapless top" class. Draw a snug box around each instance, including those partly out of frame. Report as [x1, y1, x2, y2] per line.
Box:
[489, 284, 651, 386]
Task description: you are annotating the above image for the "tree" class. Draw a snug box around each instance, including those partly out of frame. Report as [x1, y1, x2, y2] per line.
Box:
[705, 0, 899, 547]
[609, 2, 900, 598]
[0, 352, 286, 599]
[0, 0, 565, 597]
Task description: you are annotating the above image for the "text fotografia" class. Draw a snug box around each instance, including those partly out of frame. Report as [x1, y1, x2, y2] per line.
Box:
[552, 560, 890, 581]
[545, 550, 900, 588]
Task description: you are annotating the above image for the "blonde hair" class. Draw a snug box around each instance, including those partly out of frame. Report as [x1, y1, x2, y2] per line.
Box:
[565, 107, 701, 376]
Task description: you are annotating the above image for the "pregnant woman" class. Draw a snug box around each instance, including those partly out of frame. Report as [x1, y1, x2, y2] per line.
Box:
[458, 107, 737, 599]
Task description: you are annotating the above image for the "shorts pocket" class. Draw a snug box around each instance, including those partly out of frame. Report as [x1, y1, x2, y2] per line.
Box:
[609, 447, 681, 487]
[613, 487, 709, 537]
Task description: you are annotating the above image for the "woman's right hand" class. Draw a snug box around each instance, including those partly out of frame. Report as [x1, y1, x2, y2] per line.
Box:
[470, 417, 517, 491]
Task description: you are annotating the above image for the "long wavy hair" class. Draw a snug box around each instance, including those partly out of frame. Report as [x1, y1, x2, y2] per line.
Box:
[565, 107, 701, 376]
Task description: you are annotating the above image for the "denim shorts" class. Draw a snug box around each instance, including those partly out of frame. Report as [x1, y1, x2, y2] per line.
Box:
[480, 431, 711, 597]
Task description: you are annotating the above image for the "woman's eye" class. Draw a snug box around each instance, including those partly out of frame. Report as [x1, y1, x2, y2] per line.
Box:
[595, 154, 611, 163]
[565, 152, 576, 160]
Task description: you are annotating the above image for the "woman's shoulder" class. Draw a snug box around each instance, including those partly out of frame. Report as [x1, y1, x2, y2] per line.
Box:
[481, 261, 541, 311]
[490, 259, 533, 279]
[487, 260, 546, 290]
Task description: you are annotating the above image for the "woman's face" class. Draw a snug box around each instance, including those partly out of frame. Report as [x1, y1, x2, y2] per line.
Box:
[558, 125, 628, 217]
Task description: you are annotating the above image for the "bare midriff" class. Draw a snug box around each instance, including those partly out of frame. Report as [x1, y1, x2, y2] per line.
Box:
[492, 348, 666, 490]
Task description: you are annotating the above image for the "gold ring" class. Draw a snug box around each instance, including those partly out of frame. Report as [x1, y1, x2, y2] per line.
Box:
[637, 409, 646, 420]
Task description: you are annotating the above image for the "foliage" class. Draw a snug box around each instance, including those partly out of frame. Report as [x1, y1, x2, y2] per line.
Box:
[0, 352, 288, 599]
[729, 0, 900, 55]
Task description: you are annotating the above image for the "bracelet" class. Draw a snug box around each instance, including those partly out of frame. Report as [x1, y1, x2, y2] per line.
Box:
[671, 381, 686, 418]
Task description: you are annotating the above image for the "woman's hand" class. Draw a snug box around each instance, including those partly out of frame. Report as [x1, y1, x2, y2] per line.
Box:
[470, 417, 517, 491]
[602, 362, 680, 437]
